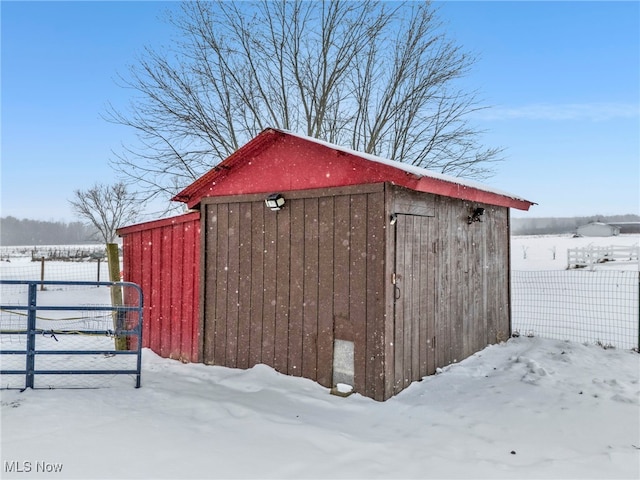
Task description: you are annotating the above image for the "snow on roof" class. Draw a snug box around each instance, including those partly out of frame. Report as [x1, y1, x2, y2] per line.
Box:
[275, 128, 533, 205]
[174, 127, 535, 210]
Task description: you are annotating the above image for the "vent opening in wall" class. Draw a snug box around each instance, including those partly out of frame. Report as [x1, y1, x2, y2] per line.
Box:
[332, 339, 354, 396]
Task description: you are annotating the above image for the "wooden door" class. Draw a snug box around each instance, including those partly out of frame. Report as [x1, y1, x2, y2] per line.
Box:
[393, 214, 436, 393]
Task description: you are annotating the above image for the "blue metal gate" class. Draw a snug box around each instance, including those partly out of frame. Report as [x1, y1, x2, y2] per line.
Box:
[0, 280, 143, 389]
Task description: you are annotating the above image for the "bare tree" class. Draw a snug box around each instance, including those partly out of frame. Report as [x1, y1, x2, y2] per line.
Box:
[107, 0, 502, 207]
[69, 182, 140, 244]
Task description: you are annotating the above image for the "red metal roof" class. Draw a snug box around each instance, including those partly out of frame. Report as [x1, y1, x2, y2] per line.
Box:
[173, 128, 535, 211]
[117, 211, 200, 236]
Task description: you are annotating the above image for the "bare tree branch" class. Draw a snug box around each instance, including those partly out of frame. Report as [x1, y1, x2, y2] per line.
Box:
[69, 183, 142, 244]
[104, 0, 503, 208]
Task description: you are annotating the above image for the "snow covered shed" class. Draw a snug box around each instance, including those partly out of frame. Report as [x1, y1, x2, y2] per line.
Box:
[576, 222, 620, 237]
[119, 128, 534, 401]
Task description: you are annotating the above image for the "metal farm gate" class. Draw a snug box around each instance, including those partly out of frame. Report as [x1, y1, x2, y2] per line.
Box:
[0, 280, 143, 389]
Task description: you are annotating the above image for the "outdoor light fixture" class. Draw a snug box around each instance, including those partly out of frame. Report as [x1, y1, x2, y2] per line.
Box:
[468, 207, 485, 224]
[265, 193, 285, 211]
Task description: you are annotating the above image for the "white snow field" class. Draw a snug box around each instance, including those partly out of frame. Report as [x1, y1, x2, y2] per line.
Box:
[510, 234, 639, 271]
[1, 235, 639, 479]
[1, 339, 638, 479]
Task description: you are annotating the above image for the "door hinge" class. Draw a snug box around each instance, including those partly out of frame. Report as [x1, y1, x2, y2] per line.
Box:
[392, 272, 397, 285]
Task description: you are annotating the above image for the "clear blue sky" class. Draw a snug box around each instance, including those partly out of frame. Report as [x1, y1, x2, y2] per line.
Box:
[2, 1, 639, 222]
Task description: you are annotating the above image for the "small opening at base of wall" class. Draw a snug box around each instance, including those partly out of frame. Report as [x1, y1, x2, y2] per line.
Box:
[332, 339, 354, 396]
[331, 383, 354, 397]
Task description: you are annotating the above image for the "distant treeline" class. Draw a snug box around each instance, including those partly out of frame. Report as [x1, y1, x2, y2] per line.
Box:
[511, 214, 640, 236]
[2, 214, 638, 245]
[0, 216, 100, 246]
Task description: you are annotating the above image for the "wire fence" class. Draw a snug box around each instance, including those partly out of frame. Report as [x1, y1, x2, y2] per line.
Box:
[3, 257, 638, 353]
[511, 270, 639, 350]
[0, 257, 120, 286]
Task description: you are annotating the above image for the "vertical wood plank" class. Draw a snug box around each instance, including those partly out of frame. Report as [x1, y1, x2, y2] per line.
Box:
[486, 208, 497, 346]
[495, 208, 510, 343]
[237, 202, 253, 369]
[193, 218, 202, 363]
[213, 204, 229, 366]
[150, 227, 163, 356]
[452, 203, 465, 365]
[225, 204, 240, 368]
[462, 202, 472, 359]
[316, 196, 335, 387]
[403, 215, 415, 388]
[288, 199, 305, 376]
[262, 204, 278, 367]
[250, 201, 265, 367]
[471, 211, 484, 357]
[170, 224, 183, 360]
[302, 197, 319, 381]
[426, 216, 436, 375]
[383, 187, 396, 400]
[349, 194, 367, 393]
[505, 210, 512, 340]
[333, 195, 351, 328]
[138, 230, 151, 348]
[181, 219, 196, 362]
[365, 192, 386, 400]
[274, 207, 291, 373]
[160, 228, 173, 358]
[203, 205, 218, 364]
[394, 215, 406, 394]
[436, 197, 450, 369]
[417, 217, 427, 378]
[411, 216, 422, 383]
[409, 216, 422, 380]
[179, 222, 192, 362]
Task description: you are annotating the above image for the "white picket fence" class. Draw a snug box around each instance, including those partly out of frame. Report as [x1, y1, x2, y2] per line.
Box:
[567, 244, 639, 269]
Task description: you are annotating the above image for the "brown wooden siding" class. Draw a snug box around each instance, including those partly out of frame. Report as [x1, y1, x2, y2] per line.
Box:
[201, 185, 387, 400]
[392, 213, 436, 394]
[122, 182, 511, 402]
[385, 185, 510, 399]
[430, 194, 510, 368]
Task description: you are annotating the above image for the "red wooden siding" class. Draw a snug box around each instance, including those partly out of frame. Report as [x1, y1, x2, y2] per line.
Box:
[119, 212, 201, 362]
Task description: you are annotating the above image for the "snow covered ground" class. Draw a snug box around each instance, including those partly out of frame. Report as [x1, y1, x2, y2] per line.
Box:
[511, 233, 639, 271]
[1, 235, 639, 479]
[1, 338, 638, 479]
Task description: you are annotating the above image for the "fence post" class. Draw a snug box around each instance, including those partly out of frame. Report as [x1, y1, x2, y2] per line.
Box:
[39, 257, 45, 291]
[97, 258, 101, 286]
[107, 243, 127, 350]
[26, 283, 37, 388]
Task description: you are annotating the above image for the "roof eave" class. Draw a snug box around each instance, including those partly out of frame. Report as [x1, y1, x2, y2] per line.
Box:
[171, 128, 284, 205]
